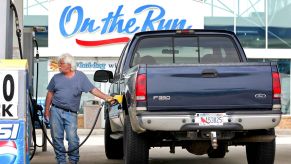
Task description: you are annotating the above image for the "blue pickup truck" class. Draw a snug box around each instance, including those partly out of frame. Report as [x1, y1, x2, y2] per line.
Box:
[94, 30, 282, 164]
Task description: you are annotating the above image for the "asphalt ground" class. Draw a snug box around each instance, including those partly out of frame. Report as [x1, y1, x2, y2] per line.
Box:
[30, 128, 291, 164]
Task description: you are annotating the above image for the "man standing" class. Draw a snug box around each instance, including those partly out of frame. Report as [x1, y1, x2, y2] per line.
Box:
[44, 53, 114, 164]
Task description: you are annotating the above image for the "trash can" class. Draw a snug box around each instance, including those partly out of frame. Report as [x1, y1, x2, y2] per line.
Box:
[83, 100, 103, 129]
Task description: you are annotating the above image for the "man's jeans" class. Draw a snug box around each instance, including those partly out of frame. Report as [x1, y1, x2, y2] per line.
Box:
[50, 106, 79, 164]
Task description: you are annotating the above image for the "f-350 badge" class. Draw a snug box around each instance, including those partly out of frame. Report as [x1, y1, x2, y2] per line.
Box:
[153, 96, 171, 101]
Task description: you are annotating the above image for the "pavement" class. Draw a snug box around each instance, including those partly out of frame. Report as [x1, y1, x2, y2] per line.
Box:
[34, 127, 291, 136]
[275, 128, 291, 135]
[30, 128, 291, 164]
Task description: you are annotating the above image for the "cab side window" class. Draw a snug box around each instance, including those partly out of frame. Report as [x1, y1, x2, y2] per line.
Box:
[114, 43, 129, 78]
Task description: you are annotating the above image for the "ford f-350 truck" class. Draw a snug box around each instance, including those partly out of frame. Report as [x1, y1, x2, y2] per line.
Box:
[94, 30, 282, 164]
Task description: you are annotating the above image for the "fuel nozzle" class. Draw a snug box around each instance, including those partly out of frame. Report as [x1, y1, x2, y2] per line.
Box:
[113, 95, 123, 103]
[111, 100, 120, 107]
[110, 95, 123, 109]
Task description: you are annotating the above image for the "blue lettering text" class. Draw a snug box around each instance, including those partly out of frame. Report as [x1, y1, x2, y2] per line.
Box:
[59, 4, 193, 37]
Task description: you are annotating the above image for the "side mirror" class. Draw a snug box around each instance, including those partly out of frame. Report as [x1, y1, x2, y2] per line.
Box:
[94, 70, 113, 83]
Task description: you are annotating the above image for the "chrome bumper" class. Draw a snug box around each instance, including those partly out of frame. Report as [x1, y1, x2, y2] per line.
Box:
[136, 111, 282, 131]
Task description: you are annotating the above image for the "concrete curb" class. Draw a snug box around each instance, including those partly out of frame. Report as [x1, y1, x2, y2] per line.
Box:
[275, 128, 291, 136]
[77, 129, 105, 135]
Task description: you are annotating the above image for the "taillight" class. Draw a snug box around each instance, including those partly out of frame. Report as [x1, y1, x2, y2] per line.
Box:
[272, 72, 281, 99]
[136, 74, 146, 101]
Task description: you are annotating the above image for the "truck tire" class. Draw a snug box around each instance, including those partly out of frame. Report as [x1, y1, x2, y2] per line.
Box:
[207, 145, 226, 158]
[246, 129, 275, 164]
[104, 116, 123, 159]
[124, 116, 149, 164]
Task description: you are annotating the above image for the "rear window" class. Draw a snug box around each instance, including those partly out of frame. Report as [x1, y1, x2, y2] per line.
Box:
[131, 36, 240, 66]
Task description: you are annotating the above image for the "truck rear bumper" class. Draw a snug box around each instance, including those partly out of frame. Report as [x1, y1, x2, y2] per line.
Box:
[136, 111, 282, 131]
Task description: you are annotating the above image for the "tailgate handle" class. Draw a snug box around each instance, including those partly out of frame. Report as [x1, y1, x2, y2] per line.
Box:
[201, 69, 218, 78]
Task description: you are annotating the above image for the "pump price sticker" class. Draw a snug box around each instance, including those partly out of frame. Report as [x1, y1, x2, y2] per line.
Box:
[0, 71, 18, 119]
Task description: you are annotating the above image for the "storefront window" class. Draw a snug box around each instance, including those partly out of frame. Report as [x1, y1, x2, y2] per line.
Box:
[33, 58, 49, 96]
[79, 74, 101, 114]
[204, 0, 235, 33]
[204, 0, 266, 48]
[268, 0, 291, 48]
[33, 58, 49, 108]
[24, 0, 48, 16]
[277, 59, 290, 114]
[236, 0, 266, 48]
[33, 57, 117, 113]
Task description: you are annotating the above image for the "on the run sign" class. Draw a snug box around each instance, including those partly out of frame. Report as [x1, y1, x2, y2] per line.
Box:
[0, 71, 18, 119]
[49, 0, 205, 57]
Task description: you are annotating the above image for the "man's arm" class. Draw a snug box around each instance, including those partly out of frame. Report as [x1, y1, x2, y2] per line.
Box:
[90, 87, 114, 102]
[44, 91, 54, 119]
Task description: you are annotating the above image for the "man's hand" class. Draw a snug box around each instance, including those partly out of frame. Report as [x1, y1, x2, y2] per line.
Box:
[44, 109, 50, 122]
[45, 91, 53, 122]
[106, 97, 117, 105]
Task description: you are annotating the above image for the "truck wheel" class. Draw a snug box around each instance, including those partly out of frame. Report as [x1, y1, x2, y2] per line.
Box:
[124, 116, 149, 164]
[246, 129, 275, 164]
[207, 145, 226, 158]
[104, 116, 123, 159]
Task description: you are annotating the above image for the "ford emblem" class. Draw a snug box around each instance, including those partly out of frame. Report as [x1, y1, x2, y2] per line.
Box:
[255, 93, 267, 99]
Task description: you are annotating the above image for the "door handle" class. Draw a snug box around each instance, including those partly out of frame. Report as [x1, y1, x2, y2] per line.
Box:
[201, 69, 218, 78]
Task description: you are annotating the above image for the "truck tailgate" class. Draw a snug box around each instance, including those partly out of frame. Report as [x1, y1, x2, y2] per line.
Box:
[146, 63, 273, 111]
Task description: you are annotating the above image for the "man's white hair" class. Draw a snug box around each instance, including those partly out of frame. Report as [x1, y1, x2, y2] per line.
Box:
[58, 53, 76, 71]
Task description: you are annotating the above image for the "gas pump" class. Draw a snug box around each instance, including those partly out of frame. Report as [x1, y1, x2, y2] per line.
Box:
[0, 61, 30, 164]
[0, 1, 30, 163]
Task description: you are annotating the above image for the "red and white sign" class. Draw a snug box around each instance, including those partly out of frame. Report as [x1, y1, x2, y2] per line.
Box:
[0, 71, 18, 119]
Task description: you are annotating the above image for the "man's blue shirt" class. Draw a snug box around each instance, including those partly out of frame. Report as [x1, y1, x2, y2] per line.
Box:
[47, 70, 94, 112]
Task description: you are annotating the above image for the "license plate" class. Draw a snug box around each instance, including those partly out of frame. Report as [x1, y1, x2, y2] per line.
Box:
[195, 113, 225, 126]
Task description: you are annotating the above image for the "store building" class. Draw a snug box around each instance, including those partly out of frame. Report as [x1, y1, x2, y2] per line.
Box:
[24, 0, 291, 127]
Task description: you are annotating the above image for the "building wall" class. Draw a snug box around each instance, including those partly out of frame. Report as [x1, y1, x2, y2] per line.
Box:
[25, 0, 291, 116]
